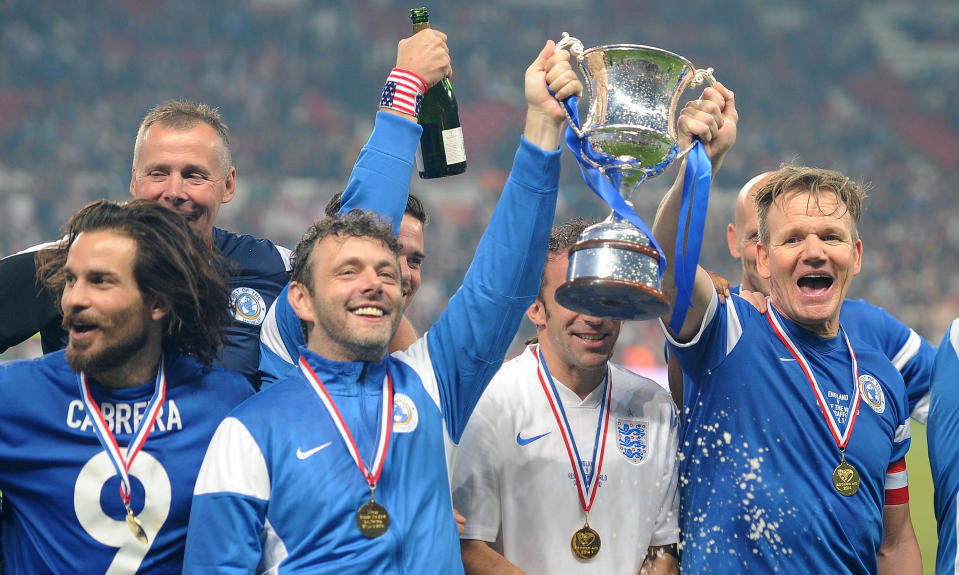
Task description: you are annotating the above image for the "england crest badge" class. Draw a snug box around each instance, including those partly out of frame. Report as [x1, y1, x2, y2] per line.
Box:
[616, 418, 649, 465]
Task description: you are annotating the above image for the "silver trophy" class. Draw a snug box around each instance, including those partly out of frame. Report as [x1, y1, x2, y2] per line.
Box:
[553, 33, 716, 321]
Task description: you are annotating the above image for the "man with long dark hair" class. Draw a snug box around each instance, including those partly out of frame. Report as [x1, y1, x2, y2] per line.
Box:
[0, 199, 253, 573]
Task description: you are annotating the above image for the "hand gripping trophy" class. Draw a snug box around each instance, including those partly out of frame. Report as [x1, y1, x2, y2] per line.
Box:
[553, 33, 716, 323]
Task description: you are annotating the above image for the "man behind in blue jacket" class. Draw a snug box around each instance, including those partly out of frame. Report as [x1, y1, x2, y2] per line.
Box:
[182, 35, 581, 573]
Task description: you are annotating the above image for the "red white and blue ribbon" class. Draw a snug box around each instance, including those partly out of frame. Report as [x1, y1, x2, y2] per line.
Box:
[77, 357, 167, 506]
[767, 305, 861, 449]
[380, 68, 428, 118]
[299, 357, 393, 489]
[533, 346, 611, 513]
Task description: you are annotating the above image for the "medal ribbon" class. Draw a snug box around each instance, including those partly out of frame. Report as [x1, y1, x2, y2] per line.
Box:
[766, 305, 861, 449]
[77, 356, 167, 505]
[299, 358, 393, 489]
[533, 347, 611, 512]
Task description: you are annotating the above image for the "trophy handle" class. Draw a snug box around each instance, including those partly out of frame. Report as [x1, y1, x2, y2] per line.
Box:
[553, 32, 586, 138]
[675, 67, 717, 161]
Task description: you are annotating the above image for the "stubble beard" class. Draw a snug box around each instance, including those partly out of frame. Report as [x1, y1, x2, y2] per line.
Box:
[65, 324, 151, 376]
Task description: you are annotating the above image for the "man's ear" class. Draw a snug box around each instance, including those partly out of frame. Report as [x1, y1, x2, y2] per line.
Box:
[129, 169, 138, 199]
[288, 281, 316, 324]
[150, 297, 170, 322]
[756, 242, 771, 280]
[727, 223, 741, 258]
[221, 166, 237, 204]
[526, 299, 547, 328]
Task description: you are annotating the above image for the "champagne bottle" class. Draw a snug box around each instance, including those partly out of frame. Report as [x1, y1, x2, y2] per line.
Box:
[410, 7, 467, 179]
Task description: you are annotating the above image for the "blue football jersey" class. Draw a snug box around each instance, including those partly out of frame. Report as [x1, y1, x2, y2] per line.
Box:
[0, 351, 253, 574]
[728, 286, 934, 421]
[928, 319, 959, 575]
[184, 133, 561, 574]
[668, 293, 911, 574]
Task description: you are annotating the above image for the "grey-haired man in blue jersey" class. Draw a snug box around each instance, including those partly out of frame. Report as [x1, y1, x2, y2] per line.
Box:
[654, 85, 921, 573]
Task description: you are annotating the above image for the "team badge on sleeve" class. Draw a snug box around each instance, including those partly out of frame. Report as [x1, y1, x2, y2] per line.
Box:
[392, 393, 419, 433]
[859, 374, 886, 414]
[230, 287, 266, 325]
[616, 419, 649, 465]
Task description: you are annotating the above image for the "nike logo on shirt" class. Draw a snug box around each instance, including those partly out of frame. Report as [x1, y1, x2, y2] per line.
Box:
[296, 442, 332, 460]
[779, 357, 796, 362]
[516, 431, 551, 446]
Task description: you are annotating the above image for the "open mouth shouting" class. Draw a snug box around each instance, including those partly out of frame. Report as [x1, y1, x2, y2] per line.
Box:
[796, 272, 834, 299]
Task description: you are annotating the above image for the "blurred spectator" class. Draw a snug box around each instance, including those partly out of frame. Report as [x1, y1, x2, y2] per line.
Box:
[1, 0, 958, 365]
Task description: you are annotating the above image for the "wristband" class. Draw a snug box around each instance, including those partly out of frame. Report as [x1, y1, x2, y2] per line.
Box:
[379, 68, 428, 118]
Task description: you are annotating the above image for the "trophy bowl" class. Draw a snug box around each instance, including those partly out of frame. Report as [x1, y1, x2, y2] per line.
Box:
[556, 216, 669, 321]
[553, 34, 714, 321]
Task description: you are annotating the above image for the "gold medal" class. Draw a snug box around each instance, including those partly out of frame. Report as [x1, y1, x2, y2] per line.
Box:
[570, 523, 601, 560]
[356, 498, 390, 538]
[125, 505, 149, 544]
[833, 456, 860, 496]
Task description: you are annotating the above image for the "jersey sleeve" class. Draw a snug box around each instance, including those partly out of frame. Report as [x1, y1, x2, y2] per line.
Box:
[0, 247, 61, 352]
[257, 284, 302, 389]
[660, 287, 744, 379]
[885, 360, 911, 497]
[423, 137, 560, 442]
[338, 110, 421, 232]
[450, 386, 504, 542]
[898, 329, 935, 423]
[649, 398, 681, 547]
[183, 416, 272, 573]
[844, 299, 936, 423]
[927, 319, 959, 573]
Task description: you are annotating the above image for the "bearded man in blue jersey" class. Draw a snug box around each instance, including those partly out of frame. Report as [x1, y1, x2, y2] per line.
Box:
[182, 38, 581, 574]
[654, 87, 921, 573]
[0, 199, 253, 574]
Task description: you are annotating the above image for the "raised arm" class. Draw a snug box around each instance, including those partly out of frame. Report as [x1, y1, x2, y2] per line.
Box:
[339, 28, 452, 227]
[257, 30, 451, 385]
[652, 84, 738, 342]
[412, 41, 580, 441]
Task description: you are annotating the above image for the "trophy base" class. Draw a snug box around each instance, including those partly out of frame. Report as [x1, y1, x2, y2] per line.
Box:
[555, 277, 669, 322]
[555, 218, 668, 321]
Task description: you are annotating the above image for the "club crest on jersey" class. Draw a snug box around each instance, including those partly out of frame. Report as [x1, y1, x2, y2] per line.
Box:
[616, 418, 649, 465]
[230, 287, 266, 325]
[859, 374, 886, 414]
[392, 393, 418, 433]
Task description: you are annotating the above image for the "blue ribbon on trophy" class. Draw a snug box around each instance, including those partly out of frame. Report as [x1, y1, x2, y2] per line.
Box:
[671, 143, 711, 332]
[559, 93, 668, 283]
[550, 33, 716, 326]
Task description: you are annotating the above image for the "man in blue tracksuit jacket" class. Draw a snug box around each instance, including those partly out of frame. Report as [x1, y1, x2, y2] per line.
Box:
[182, 34, 582, 574]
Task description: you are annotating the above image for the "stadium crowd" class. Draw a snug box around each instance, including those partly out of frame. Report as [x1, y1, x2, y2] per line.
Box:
[1, 0, 958, 364]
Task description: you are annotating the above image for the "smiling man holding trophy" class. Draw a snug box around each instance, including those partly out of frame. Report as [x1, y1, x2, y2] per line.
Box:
[450, 33, 735, 575]
[653, 71, 921, 575]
